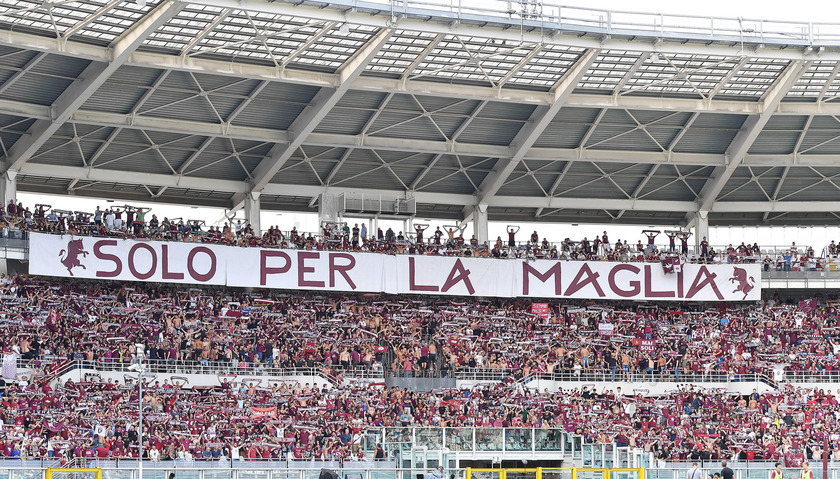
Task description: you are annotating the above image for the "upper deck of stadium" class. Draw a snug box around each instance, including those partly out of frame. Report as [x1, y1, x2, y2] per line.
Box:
[0, 0, 838, 227]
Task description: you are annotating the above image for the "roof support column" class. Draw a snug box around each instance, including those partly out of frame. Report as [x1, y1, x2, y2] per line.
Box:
[1, 170, 16, 208]
[473, 203, 489, 244]
[694, 210, 709, 251]
[244, 192, 261, 237]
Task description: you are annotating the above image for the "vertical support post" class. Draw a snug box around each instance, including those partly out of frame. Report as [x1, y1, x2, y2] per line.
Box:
[474, 204, 489, 244]
[244, 192, 261, 237]
[0, 171, 16, 208]
[372, 215, 379, 241]
[694, 210, 709, 252]
[138, 358, 144, 479]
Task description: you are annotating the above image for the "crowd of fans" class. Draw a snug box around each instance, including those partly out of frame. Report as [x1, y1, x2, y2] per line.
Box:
[2, 277, 840, 387]
[0, 277, 839, 461]
[0, 199, 803, 265]
[2, 356, 840, 464]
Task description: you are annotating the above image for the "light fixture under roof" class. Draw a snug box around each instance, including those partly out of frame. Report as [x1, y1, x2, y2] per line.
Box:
[338, 23, 350, 34]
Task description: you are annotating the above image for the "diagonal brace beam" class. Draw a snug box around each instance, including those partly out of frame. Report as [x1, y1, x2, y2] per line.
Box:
[1, 0, 184, 174]
[691, 60, 812, 215]
[464, 48, 600, 221]
[235, 27, 394, 209]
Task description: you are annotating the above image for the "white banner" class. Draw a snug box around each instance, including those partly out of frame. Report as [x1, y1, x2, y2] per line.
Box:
[226, 248, 391, 293]
[394, 255, 517, 297]
[29, 233, 227, 285]
[28, 234, 761, 301]
[518, 260, 760, 301]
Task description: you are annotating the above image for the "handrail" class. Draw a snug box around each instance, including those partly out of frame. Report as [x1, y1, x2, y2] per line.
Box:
[288, 0, 840, 47]
[18, 358, 385, 384]
[20, 359, 813, 387]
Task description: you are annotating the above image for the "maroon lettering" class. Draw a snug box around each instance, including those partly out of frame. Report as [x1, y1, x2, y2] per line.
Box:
[260, 250, 291, 285]
[522, 263, 562, 295]
[297, 251, 325, 288]
[607, 264, 640, 297]
[187, 247, 216, 282]
[564, 264, 605, 297]
[128, 243, 157, 280]
[161, 245, 184, 280]
[686, 266, 724, 300]
[441, 259, 475, 295]
[329, 253, 356, 289]
[677, 269, 684, 298]
[94, 240, 121, 278]
[408, 257, 438, 292]
[644, 265, 675, 298]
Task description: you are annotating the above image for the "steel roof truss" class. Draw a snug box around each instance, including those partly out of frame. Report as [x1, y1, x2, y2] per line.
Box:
[1, 0, 185, 174]
[692, 60, 812, 215]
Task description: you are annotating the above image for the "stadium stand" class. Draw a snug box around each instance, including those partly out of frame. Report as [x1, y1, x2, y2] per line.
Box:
[0, 278, 837, 465]
[0, 200, 827, 268]
[2, 0, 840, 478]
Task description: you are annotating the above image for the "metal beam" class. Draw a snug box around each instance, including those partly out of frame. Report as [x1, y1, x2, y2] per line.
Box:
[666, 112, 699, 151]
[178, 0, 840, 61]
[17, 162, 840, 214]
[180, 8, 232, 56]
[468, 48, 600, 214]
[279, 21, 337, 67]
[1, 1, 185, 174]
[616, 163, 660, 219]
[691, 60, 812, 214]
[707, 56, 749, 99]
[0, 26, 837, 115]
[62, 0, 124, 39]
[72, 109, 287, 143]
[228, 27, 394, 211]
[11, 91, 840, 168]
[534, 160, 574, 218]
[247, 28, 393, 193]
[0, 52, 45, 97]
[497, 45, 542, 88]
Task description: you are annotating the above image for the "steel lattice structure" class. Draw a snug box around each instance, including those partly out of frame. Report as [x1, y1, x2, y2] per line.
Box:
[1, 0, 840, 225]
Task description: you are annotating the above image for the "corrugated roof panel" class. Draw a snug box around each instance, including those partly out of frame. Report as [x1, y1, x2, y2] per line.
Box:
[672, 129, 737, 154]
[480, 101, 537, 121]
[314, 108, 375, 135]
[232, 99, 307, 130]
[336, 91, 389, 109]
[0, 75, 72, 106]
[693, 113, 747, 129]
[748, 131, 799, 155]
[554, 107, 603, 123]
[798, 130, 840, 153]
[369, 113, 447, 141]
[533, 123, 589, 148]
[457, 118, 525, 146]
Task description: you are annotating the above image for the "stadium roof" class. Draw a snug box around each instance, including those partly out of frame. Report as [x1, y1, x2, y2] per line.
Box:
[1, 0, 840, 225]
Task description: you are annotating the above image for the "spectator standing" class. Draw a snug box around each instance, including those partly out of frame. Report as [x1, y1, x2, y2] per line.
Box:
[687, 463, 702, 479]
[721, 462, 734, 479]
[800, 463, 813, 479]
[428, 466, 445, 479]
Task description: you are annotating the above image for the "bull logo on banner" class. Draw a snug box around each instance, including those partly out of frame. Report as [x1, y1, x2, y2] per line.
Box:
[729, 267, 755, 300]
[58, 239, 88, 276]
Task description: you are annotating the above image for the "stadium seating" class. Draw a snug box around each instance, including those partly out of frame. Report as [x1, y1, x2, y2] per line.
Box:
[0, 276, 837, 463]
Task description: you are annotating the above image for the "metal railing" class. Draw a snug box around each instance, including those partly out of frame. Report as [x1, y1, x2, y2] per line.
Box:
[17, 359, 385, 384]
[291, 0, 840, 46]
[28, 358, 840, 386]
[445, 368, 780, 387]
